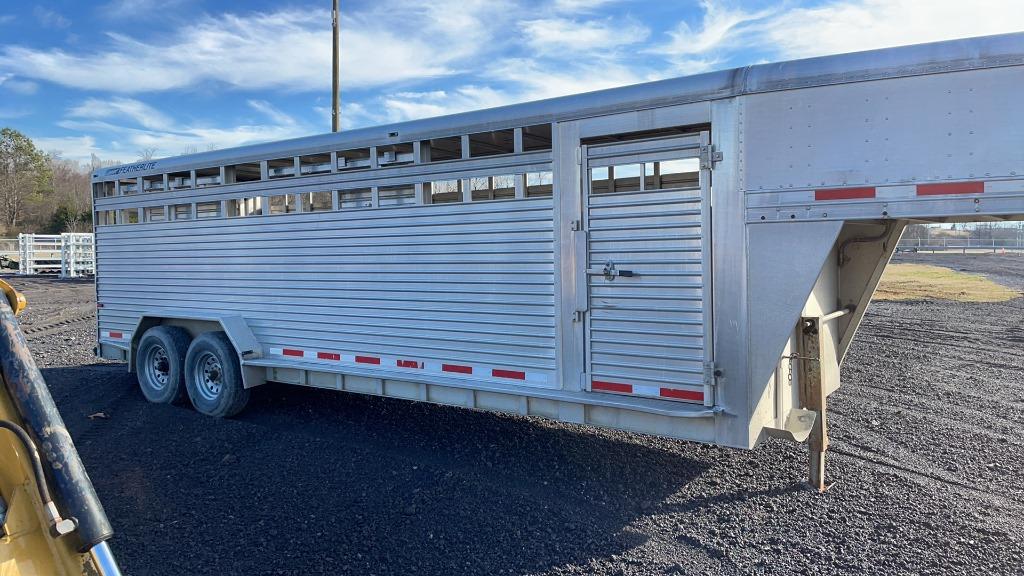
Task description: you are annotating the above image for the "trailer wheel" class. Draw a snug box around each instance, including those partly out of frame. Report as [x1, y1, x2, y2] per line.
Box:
[184, 331, 249, 418]
[135, 326, 191, 404]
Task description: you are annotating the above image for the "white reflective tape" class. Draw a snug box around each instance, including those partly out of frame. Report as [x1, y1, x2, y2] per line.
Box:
[632, 384, 660, 397]
[525, 371, 548, 384]
[876, 185, 915, 200]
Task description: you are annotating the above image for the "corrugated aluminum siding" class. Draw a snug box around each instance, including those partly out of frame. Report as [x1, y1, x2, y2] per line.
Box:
[586, 187, 706, 397]
[95, 198, 557, 387]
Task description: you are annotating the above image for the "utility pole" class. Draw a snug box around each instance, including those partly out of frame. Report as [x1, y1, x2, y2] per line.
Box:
[332, 0, 340, 132]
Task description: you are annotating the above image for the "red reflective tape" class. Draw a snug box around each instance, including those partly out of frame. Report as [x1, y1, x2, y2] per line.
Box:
[442, 363, 473, 374]
[317, 351, 341, 361]
[660, 388, 705, 401]
[355, 356, 381, 365]
[917, 181, 984, 196]
[396, 359, 421, 369]
[492, 368, 526, 380]
[814, 187, 876, 201]
[96, 303, 105, 308]
[108, 331, 123, 339]
[282, 348, 304, 357]
[591, 380, 632, 393]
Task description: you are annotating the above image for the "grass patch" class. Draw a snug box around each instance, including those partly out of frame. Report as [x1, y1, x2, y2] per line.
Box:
[875, 263, 1021, 302]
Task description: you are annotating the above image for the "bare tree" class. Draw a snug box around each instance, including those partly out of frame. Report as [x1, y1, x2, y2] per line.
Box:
[136, 147, 158, 161]
[47, 153, 93, 232]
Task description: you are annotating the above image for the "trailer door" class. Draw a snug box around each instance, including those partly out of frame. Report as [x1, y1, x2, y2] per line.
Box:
[578, 132, 713, 405]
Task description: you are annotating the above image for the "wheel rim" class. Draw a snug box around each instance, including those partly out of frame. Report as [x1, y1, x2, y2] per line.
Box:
[193, 351, 223, 401]
[145, 345, 171, 390]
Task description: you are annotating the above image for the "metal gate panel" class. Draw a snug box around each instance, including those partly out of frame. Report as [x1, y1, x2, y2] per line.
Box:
[581, 133, 713, 405]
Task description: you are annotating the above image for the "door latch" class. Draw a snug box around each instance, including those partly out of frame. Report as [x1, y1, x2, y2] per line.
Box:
[587, 261, 634, 280]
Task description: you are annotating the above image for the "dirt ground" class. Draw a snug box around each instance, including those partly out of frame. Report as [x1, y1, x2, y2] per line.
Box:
[2, 252, 1022, 575]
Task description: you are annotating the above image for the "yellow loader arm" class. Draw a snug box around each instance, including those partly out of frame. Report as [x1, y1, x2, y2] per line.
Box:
[0, 279, 121, 575]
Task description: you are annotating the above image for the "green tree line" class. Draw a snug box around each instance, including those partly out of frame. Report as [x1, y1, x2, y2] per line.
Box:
[0, 127, 96, 236]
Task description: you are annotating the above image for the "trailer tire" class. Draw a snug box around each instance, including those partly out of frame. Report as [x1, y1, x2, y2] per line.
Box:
[135, 326, 191, 404]
[183, 331, 249, 418]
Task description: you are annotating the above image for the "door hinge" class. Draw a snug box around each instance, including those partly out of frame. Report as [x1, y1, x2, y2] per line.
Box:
[572, 310, 585, 322]
[704, 362, 722, 388]
[575, 147, 582, 165]
[570, 219, 583, 231]
[700, 145, 723, 170]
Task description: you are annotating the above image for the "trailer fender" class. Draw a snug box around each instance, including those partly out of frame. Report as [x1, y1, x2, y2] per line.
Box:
[129, 311, 265, 389]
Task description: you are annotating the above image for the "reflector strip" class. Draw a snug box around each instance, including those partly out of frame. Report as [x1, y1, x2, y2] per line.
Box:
[917, 181, 984, 196]
[108, 331, 123, 339]
[660, 388, 705, 401]
[591, 380, 631, 393]
[814, 187, 876, 201]
[492, 368, 526, 380]
[442, 363, 473, 374]
[592, 380, 704, 402]
[266, 347, 548, 385]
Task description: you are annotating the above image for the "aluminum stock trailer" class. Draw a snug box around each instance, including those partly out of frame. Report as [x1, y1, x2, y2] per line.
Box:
[91, 33, 1024, 486]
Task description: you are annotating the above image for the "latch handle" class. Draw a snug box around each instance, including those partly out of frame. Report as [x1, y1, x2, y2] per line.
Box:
[586, 262, 636, 280]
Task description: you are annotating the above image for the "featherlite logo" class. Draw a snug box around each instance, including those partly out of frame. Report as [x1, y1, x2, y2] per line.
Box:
[104, 162, 157, 176]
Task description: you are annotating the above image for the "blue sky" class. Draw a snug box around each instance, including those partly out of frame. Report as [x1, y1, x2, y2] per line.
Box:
[0, 0, 1021, 165]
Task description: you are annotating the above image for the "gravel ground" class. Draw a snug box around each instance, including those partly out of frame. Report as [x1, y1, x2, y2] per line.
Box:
[2, 255, 1022, 576]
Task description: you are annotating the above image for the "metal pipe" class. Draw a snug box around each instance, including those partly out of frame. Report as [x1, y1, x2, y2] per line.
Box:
[838, 222, 894, 266]
[820, 306, 854, 324]
[0, 293, 114, 552]
[89, 541, 124, 576]
[331, 0, 340, 133]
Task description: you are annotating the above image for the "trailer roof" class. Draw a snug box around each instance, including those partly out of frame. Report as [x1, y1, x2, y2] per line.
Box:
[95, 31, 1024, 180]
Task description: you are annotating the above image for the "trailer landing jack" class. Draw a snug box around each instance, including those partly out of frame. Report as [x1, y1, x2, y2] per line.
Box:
[797, 313, 846, 492]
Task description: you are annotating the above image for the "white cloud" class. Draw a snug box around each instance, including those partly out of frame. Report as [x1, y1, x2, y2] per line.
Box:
[522, 17, 649, 54]
[485, 56, 651, 101]
[247, 100, 298, 127]
[755, 0, 1024, 60]
[1, 79, 37, 95]
[67, 97, 173, 131]
[0, 73, 38, 95]
[0, 107, 31, 119]
[98, 0, 189, 15]
[0, 2, 508, 93]
[662, 1, 774, 56]
[553, 0, 625, 13]
[57, 96, 312, 160]
[379, 86, 515, 123]
[30, 135, 114, 164]
[654, 0, 1024, 75]
[0, 14, 14, 25]
[33, 6, 71, 29]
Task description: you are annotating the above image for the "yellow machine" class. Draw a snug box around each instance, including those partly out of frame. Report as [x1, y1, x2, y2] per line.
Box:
[0, 279, 121, 575]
